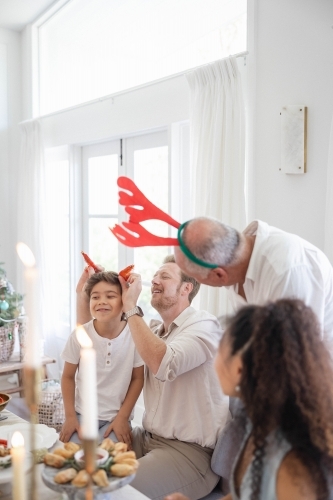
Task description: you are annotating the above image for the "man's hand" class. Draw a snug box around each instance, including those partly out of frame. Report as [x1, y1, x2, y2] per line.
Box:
[119, 273, 143, 311]
[103, 415, 132, 448]
[59, 416, 81, 443]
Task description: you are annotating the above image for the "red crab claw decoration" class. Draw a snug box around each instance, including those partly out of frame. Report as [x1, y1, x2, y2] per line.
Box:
[118, 177, 180, 228]
[111, 221, 178, 247]
[110, 177, 181, 247]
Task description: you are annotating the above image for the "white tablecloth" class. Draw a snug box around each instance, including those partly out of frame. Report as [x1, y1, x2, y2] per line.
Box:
[0, 409, 150, 500]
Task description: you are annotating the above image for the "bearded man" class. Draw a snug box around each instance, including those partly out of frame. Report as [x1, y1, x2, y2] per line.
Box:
[77, 255, 229, 500]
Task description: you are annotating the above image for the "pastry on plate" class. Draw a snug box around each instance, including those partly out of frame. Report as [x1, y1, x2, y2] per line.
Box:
[54, 467, 77, 484]
[44, 453, 67, 468]
[110, 463, 135, 477]
[71, 469, 90, 487]
[92, 469, 109, 487]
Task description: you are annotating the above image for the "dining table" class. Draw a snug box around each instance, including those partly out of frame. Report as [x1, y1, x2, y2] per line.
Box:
[0, 409, 151, 500]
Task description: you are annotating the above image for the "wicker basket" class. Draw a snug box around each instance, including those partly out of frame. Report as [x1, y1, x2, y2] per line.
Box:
[38, 379, 65, 432]
[0, 323, 16, 362]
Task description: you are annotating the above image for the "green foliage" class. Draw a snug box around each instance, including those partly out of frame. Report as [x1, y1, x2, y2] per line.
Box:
[0, 263, 24, 327]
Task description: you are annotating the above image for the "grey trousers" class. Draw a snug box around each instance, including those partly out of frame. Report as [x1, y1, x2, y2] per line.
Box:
[130, 427, 219, 500]
[69, 413, 119, 444]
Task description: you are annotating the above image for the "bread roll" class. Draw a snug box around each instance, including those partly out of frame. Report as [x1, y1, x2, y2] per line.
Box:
[71, 469, 90, 487]
[44, 453, 67, 468]
[54, 467, 77, 484]
[53, 447, 74, 459]
[92, 469, 109, 487]
[110, 463, 135, 477]
[64, 442, 81, 454]
[110, 442, 128, 456]
[113, 451, 136, 463]
[100, 438, 115, 452]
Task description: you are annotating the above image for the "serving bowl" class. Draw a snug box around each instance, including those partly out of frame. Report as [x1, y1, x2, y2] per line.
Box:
[0, 393, 11, 413]
[74, 447, 109, 468]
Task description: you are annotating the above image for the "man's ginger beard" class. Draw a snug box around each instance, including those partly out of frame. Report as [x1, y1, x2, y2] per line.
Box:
[151, 283, 182, 312]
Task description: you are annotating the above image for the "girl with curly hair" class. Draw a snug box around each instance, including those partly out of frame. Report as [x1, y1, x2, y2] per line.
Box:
[165, 299, 333, 500]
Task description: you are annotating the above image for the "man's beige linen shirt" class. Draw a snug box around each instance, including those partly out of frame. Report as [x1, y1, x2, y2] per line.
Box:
[143, 306, 230, 449]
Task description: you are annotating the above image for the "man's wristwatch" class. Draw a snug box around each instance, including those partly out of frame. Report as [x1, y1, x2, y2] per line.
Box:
[121, 306, 144, 322]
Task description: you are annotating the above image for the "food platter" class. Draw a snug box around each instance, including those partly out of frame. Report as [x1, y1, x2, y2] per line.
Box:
[0, 423, 58, 451]
[42, 465, 135, 500]
[0, 455, 32, 484]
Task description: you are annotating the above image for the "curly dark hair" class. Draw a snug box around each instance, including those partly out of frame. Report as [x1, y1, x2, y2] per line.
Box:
[84, 271, 121, 297]
[226, 299, 333, 500]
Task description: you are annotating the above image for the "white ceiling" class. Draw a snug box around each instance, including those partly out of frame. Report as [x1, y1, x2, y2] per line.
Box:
[0, 0, 57, 31]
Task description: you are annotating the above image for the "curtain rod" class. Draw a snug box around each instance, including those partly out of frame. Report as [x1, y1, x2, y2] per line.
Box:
[21, 51, 248, 124]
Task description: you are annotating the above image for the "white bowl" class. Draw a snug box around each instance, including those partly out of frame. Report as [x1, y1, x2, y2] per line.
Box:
[74, 447, 109, 468]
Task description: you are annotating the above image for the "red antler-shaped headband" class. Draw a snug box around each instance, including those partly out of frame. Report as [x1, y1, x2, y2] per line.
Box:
[110, 176, 180, 247]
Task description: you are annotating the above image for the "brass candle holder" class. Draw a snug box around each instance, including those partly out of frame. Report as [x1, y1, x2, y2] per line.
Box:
[82, 439, 97, 500]
[24, 366, 42, 500]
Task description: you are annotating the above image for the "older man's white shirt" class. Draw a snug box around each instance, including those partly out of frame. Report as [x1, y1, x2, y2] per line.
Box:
[227, 220, 333, 352]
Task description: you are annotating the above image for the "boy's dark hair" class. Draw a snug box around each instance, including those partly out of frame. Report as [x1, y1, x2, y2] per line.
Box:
[162, 254, 200, 303]
[85, 271, 121, 298]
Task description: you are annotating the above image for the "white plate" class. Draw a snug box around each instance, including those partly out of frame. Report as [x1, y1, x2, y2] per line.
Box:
[0, 455, 32, 484]
[0, 423, 58, 451]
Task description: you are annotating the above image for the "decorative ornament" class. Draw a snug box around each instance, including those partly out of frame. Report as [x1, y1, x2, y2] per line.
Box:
[0, 300, 9, 311]
[0, 278, 7, 289]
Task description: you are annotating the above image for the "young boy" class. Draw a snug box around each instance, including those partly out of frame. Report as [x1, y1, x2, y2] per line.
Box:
[59, 271, 144, 446]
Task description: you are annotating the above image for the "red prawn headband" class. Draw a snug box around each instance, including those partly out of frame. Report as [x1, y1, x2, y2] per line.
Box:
[110, 177, 218, 269]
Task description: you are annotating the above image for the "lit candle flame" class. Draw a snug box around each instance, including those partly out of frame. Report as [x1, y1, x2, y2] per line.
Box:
[11, 431, 24, 448]
[16, 243, 36, 268]
[76, 325, 93, 348]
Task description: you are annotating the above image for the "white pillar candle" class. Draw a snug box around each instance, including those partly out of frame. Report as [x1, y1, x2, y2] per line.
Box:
[76, 325, 98, 439]
[11, 431, 27, 500]
[16, 243, 41, 369]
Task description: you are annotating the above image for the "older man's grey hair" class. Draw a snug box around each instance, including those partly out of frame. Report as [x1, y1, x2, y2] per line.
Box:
[182, 217, 241, 275]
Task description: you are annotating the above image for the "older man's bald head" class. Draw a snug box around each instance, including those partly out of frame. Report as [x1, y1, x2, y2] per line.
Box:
[174, 217, 241, 282]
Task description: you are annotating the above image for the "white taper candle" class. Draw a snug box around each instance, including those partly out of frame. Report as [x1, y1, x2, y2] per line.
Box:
[16, 243, 41, 368]
[76, 325, 98, 439]
[11, 431, 27, 500]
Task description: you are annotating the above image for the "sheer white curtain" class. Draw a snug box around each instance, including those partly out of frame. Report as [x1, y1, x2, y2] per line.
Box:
[186, 56, 246, 318]
[17, 120, 60, 378]
[324, 116, 333, 264]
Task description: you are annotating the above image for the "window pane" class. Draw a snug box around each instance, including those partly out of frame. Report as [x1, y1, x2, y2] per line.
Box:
[89, 218, 118, 272]
[88, 155, 119, 214]
[39, 0, 247, 113]
[133, 146, 169, 322]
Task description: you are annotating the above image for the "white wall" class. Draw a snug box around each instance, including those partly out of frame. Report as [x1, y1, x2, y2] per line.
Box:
[0, 28, 21, 286]
[3, 0, 333, 286]
[252, 0, 333, 248]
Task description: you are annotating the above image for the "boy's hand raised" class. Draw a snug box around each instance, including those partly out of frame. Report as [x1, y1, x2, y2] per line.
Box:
[119, 273, 142, 312]
[76, 264, 104, 293]
[76, 264, 104, 324]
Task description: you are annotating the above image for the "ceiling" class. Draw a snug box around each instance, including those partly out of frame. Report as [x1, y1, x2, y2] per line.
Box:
[0, 0, 57, 31]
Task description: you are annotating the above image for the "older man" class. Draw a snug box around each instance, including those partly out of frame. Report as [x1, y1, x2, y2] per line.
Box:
[77, 255, 229, 500]
[174, 217, 333, 349]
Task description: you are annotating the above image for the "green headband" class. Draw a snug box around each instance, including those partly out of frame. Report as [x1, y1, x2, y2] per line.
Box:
[177, 221, 218, 269]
